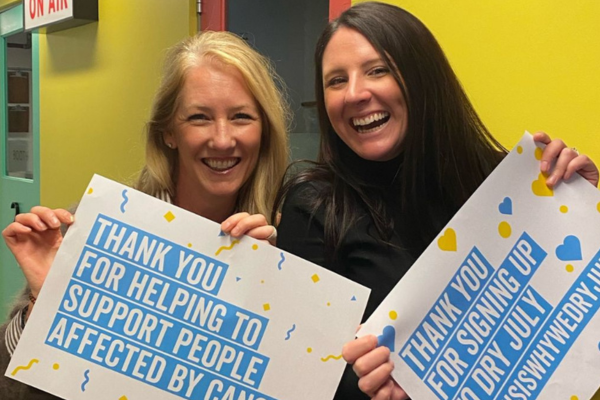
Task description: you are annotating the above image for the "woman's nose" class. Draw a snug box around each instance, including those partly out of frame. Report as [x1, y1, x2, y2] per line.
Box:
[209, 121, 235, 150]
[345, 77, 371, 104]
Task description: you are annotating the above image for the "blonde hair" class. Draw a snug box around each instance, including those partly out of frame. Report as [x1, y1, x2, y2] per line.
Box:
[135, 31, 290, 224]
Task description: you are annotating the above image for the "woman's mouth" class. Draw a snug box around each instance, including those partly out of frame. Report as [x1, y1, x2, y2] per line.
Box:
[202, 158, 240, 172]
[351, 112, 390, 133]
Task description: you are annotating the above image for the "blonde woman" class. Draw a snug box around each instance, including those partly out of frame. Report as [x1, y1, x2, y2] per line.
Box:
[1, 31, 290, 399]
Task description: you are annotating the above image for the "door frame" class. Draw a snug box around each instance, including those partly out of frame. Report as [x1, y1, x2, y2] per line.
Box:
[0, 3, 40, 314]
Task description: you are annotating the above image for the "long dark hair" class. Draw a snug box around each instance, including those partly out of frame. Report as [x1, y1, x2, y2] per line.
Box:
[274, 2, 506, 257]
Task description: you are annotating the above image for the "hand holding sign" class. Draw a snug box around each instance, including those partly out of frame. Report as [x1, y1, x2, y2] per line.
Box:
[358, 133, 600, 400]
[7, 175, 370, 400]
[2, 207, 74, 298]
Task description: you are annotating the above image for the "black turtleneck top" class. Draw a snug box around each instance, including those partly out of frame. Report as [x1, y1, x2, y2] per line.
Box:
[277, 150, 446, 400]
[279, 150, 415, 314]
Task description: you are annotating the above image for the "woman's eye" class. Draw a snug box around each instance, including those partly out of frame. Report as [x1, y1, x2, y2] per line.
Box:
[370, 67, 389, 76]
[326, 76, 346, 88]
[234, 113, 254, 120]
[188, 113, 208, 121]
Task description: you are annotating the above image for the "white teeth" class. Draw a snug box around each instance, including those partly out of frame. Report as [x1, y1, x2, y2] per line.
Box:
[352, 112, 389, 127]
[204, 159, 238, 170]
[356, 123, 388, 134]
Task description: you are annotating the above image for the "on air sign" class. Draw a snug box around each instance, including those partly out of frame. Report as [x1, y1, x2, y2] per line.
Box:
[23, 0, 97, 32]
[24, 0, 73, 31]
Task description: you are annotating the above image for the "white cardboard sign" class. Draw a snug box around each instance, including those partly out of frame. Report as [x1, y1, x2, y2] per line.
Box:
[360, 132, 600, 399]
[25, 0, 73, 31]
[7, 174, 370, 400]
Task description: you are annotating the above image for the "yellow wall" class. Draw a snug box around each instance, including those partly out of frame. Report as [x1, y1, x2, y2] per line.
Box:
[0, 0, 19, 11]
[353, 1, 600, 397]
[39, 0, 192, 208]
[355, 0, 600, 163]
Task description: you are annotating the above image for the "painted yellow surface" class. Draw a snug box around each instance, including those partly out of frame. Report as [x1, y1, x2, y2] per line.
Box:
[189, 0, 198, 35]
[354, 0, 600, 164]
[0, 0, 19, 12]
[39, 0, 191, 208]
[354, 1, 600, 398]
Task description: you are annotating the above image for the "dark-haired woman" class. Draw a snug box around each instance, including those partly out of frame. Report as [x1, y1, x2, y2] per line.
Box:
[274, 2, 598, 399]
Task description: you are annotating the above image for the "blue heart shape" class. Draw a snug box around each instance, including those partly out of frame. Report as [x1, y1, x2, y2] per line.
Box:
[377, 325, 396, 352]
[498, 197, 512, 215]
[556, 235, 582, 261]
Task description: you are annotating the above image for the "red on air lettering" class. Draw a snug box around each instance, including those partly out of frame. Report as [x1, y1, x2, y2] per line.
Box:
[29, 0, 45, 19]
[49, 0, 69, 13]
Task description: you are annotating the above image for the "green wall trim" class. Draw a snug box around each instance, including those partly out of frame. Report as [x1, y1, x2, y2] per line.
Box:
[0, 2, 22, 36]
[0, 4, 40, 314]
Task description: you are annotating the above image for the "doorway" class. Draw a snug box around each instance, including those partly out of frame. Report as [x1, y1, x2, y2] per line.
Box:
[0, 3, 40, 314]
[226, 0, 328, 162]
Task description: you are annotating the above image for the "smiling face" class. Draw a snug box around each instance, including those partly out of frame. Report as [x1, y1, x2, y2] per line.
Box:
[164, 59, 262, 209]
[322, 27, 408, 162]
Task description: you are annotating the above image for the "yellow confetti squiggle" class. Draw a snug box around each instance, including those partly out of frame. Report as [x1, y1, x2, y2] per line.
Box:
[11, 358, 39, 376]
[215, 240, 240, 256]
[320, 354, 343, 362]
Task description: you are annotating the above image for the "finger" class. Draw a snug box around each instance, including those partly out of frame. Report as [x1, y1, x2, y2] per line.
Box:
[230, 214, 268, 237]
[30, 205, 54, 217]
[220, 212, 250, 234]
[539, 138, 567, 174]
[532, 131, 551, 145]
[2, 222, 33, 241]
[353, 346, 391, 378]
[564, 154, 594, 180]
[546, 147, 578, 187]
[14, 213, 49, 231]
[244, 225, 276, 242]
[32, 207, 71, 229]
[391, 382, 410, 400]
[342, 335, 378, 364]
[357, 361, 394, 396]
[372, 379, 393, 400]
[372, 380, 408, 400]
[54, 209, 75, 225]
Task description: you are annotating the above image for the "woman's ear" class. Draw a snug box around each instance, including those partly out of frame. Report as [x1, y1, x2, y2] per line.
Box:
[163, 132, 176, 149]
